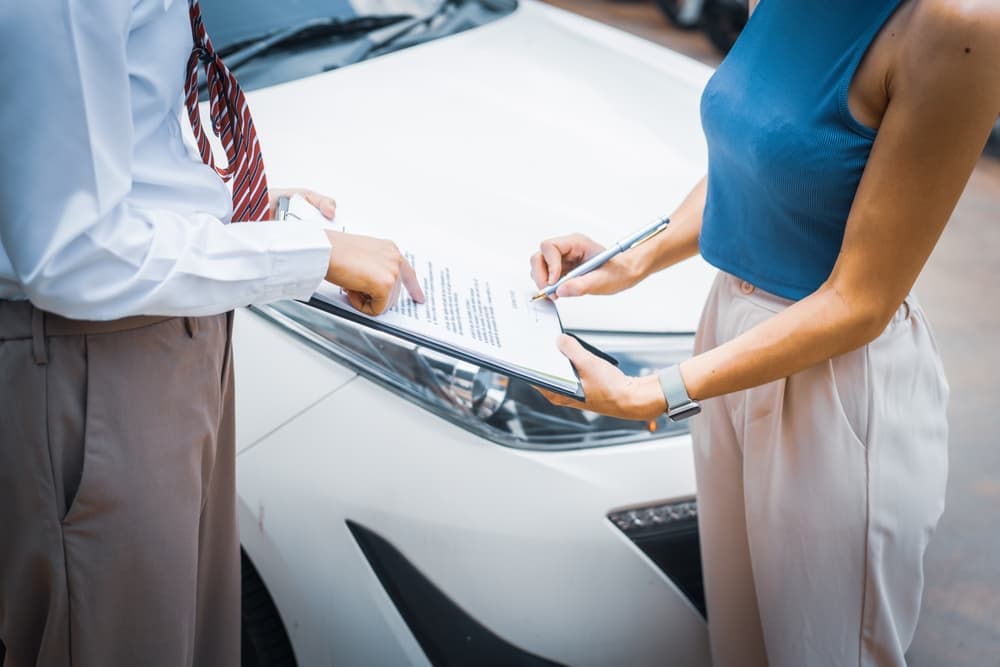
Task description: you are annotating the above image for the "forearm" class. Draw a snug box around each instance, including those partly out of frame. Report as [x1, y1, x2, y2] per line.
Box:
[7, 204, 331, 320]
[679, 282, 886, 401]
[631, 176, 706, 280]
[545, 279, 896, 422]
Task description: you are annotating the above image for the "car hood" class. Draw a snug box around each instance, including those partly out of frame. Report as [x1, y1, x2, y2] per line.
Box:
[244, 0, 716, 333]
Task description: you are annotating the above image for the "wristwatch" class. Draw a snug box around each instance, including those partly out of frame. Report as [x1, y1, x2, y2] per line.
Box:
[658, 364, 701, 421]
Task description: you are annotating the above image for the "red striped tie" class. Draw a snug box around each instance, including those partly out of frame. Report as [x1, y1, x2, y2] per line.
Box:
[184, 0, 270, 222]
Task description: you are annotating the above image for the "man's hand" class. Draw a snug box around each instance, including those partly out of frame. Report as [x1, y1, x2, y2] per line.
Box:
[324, 231, 425, 315]
[530, 233, 644, 299]
[537, 335, 665, 421]
[268, 188, 337, 220]
[268, 187, 423, 315]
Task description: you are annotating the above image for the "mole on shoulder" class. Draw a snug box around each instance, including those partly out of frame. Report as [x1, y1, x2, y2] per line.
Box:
[965, 47, 972, 54]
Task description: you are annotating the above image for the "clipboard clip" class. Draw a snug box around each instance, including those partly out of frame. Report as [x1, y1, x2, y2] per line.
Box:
[275, 195, 302, 222]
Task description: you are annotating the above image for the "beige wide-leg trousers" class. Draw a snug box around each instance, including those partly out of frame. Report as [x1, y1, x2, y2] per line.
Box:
[692, 273, 949, 667]
[0, 301, 239, 667]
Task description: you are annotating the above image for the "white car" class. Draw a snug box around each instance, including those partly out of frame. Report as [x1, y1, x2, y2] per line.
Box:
[208, 1, 717, 664]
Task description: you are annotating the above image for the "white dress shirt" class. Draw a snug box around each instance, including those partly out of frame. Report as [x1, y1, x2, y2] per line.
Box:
[0, 0, 332, 320]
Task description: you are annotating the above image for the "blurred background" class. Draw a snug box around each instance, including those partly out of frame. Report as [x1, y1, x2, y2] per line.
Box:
[541, 1, 1000, 666]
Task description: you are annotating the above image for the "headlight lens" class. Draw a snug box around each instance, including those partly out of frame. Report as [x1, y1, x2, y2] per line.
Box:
[257, 301, 694, 451]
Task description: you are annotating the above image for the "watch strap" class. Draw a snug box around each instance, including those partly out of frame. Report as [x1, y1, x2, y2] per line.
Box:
[658, 364, 701, 421]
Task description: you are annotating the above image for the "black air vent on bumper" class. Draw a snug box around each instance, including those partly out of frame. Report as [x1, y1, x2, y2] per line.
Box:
[609, 499, 706, 618]
[347, 521, 566, 667]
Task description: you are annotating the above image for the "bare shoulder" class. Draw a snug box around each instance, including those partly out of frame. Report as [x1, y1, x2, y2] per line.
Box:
[904, 0, 1000, 78]
[886, 0, 1000, 122]
[921, 0, 1000, 29]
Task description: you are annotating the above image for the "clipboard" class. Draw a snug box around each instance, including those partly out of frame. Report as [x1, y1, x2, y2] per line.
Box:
[282, 193, 616, 402]
[303, 296, 598, 400]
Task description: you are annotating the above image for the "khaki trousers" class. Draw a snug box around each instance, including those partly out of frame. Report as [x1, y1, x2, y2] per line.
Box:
[0, 301, 239, 667]
[692, 273, 950, 667]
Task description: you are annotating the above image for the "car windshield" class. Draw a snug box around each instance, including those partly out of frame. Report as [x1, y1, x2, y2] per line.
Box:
[200, 0, 517, 90]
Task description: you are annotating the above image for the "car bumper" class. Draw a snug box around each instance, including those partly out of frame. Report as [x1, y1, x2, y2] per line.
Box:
[235, 311, 709, 667]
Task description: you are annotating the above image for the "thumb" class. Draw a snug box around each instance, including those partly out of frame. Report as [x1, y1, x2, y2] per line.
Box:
[302, 189, 338, 220]
[557, 334, 600, 372]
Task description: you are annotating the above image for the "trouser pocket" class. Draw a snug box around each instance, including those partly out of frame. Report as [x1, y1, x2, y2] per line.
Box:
[828, 344, 871, 450]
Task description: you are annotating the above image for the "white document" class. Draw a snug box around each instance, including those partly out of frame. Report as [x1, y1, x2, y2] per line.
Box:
[290, 196, 580, 395]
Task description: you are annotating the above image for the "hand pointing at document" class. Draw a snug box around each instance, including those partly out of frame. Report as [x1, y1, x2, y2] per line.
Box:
[325, 231, 425, 315]
[269, 188, 425, 315]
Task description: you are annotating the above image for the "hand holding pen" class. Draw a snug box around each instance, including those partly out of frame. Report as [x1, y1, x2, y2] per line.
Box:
[530, 217, 670, 301]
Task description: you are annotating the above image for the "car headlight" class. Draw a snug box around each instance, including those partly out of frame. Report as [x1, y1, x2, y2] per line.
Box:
[256, 300, 694, 450]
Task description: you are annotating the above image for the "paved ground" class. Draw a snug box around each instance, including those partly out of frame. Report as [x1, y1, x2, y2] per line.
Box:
[543, 2, 1000, 665]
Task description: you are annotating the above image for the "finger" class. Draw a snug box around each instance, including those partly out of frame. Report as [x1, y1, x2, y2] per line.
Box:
[366, 289, 390, 315]
[320, 198, 337, 219]
[302, 189, 337, 219]
[540, 242, 564, 286]
[300, 189, 322, 208]
[537, 387, 587, 411]
[555, 234, 600, 262]
[386, 275, 403, 311]
[537, 387, 569, 405]
[530, 252, 549, 290]
[556, 333, 606, 374]
[555, 269, 604, 298]
[346, 290, 377, 315]
[399, 257, 426, 304]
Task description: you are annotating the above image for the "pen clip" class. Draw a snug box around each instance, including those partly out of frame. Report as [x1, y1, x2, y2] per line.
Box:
[627, 218, 669, 250]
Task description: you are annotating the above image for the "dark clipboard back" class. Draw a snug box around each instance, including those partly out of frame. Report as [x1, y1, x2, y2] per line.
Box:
[304, 296, 586, 400]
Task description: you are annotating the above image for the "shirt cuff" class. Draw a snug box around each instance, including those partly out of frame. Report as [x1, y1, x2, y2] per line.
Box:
[228, 219, 332, 303]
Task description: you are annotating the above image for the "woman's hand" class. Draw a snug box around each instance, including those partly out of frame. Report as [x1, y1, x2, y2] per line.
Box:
[268, 187, 337, 220]
[530, 233, 645, 299]
[538, 334, 666, 421]
[324, 232, 425, 316]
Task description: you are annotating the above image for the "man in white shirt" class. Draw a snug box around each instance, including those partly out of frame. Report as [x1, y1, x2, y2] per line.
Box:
[0, 2, 423, 665]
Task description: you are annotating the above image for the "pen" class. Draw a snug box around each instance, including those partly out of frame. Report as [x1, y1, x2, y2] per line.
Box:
[531, 215, 671, 302]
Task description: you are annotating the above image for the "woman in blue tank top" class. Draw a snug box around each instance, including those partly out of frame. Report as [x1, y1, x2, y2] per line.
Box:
[531, 1, 1000, 665]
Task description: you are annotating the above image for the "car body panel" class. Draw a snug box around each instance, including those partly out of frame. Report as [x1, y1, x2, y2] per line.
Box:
[233, 309, 357, 453]
[235, 322, 707, 665]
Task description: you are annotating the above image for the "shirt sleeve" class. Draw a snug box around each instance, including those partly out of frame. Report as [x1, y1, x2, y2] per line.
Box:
[0, 1, 332, 320]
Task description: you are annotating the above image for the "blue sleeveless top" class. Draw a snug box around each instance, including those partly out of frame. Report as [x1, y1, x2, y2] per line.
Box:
[699, 0, 905, 300]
